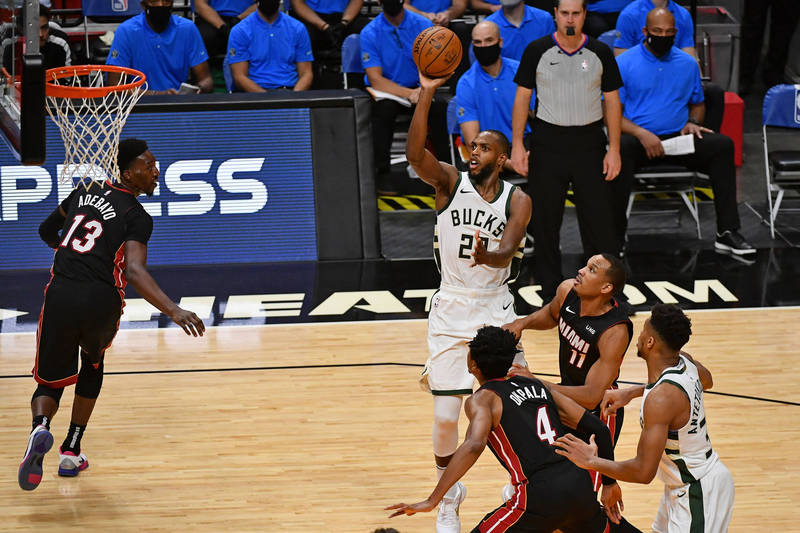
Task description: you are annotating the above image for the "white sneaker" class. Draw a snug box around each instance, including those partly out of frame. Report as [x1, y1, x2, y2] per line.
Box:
[501, 483, 515, 502]
[58, 447, 89, 477]
[436, 481, 466, 533]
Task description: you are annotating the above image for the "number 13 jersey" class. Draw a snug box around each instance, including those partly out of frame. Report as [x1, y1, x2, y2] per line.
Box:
[54, 180, 153, 292]
[434, 173, 525, 289]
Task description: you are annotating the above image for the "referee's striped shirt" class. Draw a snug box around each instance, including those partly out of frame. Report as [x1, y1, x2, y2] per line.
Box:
[515, 33, 622, 127]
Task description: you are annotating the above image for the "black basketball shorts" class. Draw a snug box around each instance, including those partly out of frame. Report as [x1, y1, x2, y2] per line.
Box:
[33, 277, 123, 387]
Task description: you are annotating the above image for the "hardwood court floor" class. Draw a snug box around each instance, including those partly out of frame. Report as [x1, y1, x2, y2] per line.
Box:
[0, 308, 798, 532]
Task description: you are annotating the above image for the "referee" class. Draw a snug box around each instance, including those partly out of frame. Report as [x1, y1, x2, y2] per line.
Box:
[510, 0, 622, 301]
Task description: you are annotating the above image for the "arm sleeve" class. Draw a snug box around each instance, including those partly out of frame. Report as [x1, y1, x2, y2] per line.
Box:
[576, 410, 616, 485]
[455, 77, 479, 124]
[188, 23, 210, 68]
[295, 24, 314, 63]
[124, 206, 154, 245]
[227, 24, 251, 64]
[597, 41, 623, 92]
[106, 26, 131, 66]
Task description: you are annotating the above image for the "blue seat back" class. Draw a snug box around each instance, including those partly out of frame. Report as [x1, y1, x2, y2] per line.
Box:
[762, 84, 800, 129]
[597, 29, 616, 49]
[341, 34, 363, 74]
[223, 55, 235, 92]
[446, 96, 460, 135]
[83, 0, 141, 17]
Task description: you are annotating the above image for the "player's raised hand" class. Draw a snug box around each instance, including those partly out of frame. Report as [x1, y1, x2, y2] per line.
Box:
[502, 318, 525, 340]
[169, 308, 206, 337]
[601, 388, 632, 418]
[418, 69, 452, 91]
[470, 230, 488, 266]
[553, 433, 598, 470]
[385, 498, 437, 518]
[600, 481, 624, 524]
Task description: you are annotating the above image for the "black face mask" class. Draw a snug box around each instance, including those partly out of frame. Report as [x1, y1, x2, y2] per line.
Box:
[473, 43, 501, 67]
[645, 32, 675, 57]
[145, 5, 171, 33]
[258, 0, 280, 17]
[382, 0, 404, 17]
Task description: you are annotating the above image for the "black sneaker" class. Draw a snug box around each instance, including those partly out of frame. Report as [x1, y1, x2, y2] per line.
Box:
[715, 230, 756, 255]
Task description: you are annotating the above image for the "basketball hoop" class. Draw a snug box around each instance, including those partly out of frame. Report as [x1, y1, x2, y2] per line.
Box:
[45, 65, 147, 189]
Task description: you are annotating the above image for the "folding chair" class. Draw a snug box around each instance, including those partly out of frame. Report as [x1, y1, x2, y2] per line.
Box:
[341, 33, 363, 90]
[597, 28, 616, 48]
[222, 54, 235, 93]
[762, 84, 800, 238]
[445, 96, 468, 171]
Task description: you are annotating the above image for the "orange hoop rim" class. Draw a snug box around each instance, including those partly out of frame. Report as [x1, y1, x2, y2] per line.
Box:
[45, 65, 146, 98]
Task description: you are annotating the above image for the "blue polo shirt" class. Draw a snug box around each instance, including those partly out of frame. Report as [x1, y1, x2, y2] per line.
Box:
[227, 11, 313, 89]
[485, 6, 555, 61]
[210, 0, 255, 17]
[107, 13, 208, 92]
[455, 58, 536, 141]
[304, 0, 349, 14]
[587, 0, 632, 14]
[614, 0, 694, 50]
[408, 0, 451, 13]
[616, 43, 703, 135]
[360, 11, 432, 88]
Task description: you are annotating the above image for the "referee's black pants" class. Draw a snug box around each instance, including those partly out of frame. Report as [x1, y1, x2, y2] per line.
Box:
[527, 120, 620, 300]
[609, 132, 741, 250]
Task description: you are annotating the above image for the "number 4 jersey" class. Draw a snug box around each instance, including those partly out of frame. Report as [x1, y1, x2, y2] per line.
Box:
[53, 180, 153, 291]
[434, 173, 525, 289]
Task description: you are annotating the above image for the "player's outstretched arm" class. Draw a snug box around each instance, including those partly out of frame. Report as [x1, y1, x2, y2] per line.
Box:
[502, 278, 573, 337]
[124, 240, 206, 337]
[601, 385, 645, 417]
[405, 71, 458, 197]
[385, 390, 494, 518]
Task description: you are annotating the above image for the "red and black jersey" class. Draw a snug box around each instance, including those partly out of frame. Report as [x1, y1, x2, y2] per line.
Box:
[52, 181, 152, 293]
[557, 289, 633, 395]
[479, 376, 570, 487]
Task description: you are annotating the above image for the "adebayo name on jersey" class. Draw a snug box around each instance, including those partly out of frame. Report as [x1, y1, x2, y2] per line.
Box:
[0, 158, 269, 222]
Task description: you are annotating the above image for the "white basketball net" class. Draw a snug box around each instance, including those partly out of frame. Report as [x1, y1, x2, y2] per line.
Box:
[46, 67, 147, 190]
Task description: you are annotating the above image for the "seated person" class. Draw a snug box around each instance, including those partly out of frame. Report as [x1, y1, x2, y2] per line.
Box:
[484, 0, 554, 61]
[613, 0, 724, 131]
[3, 6, 70, 72]
[584, 0, 632, 38]
[455, 21, 535, 168]
[193, 0, 256, 59]
[609, 8, 755, 256]
[469, 0, 501, 15]
[361, 0, 450, 195]
[228, 0, 314, 91]
[107, 0, 213, 94]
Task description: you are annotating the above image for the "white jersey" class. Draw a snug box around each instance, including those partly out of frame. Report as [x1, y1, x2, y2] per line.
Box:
[434, 173, 525, 289]
[641, 355, 720, 488]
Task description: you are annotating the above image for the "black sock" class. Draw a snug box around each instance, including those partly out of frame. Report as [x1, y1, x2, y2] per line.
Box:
[32, 415, 50, 431]
[61, 423, 86, 455]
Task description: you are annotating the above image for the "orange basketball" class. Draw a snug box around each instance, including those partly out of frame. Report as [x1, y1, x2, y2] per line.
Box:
[412, 26, 463, 78]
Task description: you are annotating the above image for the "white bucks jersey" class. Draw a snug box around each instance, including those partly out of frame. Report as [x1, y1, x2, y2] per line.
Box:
[434, 174, 524, 288]
[641, 355, 719, 488]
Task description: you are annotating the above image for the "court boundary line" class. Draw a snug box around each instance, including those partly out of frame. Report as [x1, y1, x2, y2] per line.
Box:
[0, 363, 797, 406]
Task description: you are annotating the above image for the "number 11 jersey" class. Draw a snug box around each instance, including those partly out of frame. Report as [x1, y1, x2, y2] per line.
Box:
[434, 173, 525, 289]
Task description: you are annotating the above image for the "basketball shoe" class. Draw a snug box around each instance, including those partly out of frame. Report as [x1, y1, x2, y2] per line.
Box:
[18, 425, 54, 491]
[58, 447, 89, 477]
[436, 481, 466, 533]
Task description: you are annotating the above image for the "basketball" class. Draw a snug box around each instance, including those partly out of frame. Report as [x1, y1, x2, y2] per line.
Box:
[412, 27, 462, 78]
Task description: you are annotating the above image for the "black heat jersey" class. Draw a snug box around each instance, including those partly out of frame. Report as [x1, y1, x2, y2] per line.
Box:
[557, 289, 632, 394]
[53, 180, 153, 293]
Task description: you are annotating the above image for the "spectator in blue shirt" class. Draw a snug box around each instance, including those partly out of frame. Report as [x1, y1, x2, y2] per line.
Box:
[289, 0, 369, 88]
[194, 0, 256, 59]
[456, 21, 535, 163]
[227, 0, 314, 91]
[584, 0, 632, 38]
[484, 0, 555, 61]
[613, 0, 694, 56]
[610, 8, 755, 256]
[107, 0, 212, 94]
[361, 0, 450, 195]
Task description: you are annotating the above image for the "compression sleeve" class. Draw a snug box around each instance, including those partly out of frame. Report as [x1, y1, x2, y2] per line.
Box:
[39, 207, 66, 249]
[577, 410, 616, 485]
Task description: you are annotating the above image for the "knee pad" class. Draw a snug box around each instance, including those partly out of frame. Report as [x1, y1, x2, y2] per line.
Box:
[432, 395, 462, 458]
[32, 384, 64, 404]
[75, 360, 104, 399]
